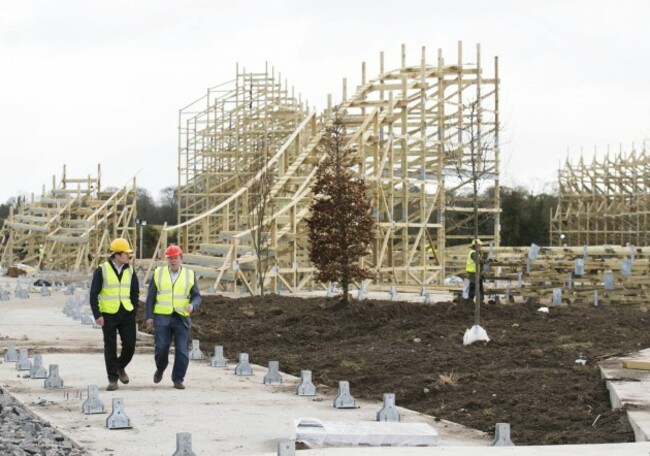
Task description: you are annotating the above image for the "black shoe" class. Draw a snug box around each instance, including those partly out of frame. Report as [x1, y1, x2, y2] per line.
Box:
[106, 381, 118, 391]
[153, 370, 163, 384]
[118, 368, 129, 384]
[173, 381, 185, 390]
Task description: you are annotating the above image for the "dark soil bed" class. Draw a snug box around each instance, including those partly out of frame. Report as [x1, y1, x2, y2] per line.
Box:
[149, 295, 650, 445]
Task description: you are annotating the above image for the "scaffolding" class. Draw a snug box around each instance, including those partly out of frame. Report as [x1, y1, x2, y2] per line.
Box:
[550, 144, 650, 247]
[177, 63, 309, 250]
[149, 42, 501, 293]
[1, 165, 137, 272]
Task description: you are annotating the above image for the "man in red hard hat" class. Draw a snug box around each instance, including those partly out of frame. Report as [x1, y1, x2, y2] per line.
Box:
[89, 237, 139, 391]
[145, 244, 202, 389]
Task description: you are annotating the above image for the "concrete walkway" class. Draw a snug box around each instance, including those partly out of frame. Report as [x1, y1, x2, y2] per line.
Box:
[600, 348, 650, 442]
[1, 280, 650, 455]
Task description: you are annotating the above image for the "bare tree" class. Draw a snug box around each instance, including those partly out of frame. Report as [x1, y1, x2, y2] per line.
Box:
[450, 99, 498, 329]
[247, 138, 275, 296]
[307, 119, 376, 304]
[468, 101, 484, 324]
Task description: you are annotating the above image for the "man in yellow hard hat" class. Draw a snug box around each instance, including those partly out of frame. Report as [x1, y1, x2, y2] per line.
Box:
[465, 238, 485, 301]
[19, 241, 28, 260]
[90, 237, 140, 391]
[145, 245, 201, 390]
[37, 244, 45, 269]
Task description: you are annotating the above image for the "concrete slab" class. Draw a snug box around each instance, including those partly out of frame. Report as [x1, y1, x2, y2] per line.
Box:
[606, 380, 650, 410]
[294, 418, 438, 448]
[0, 291, 108, 353]
[627, 411, 650, 442]
[254, 442, 650, 455]
[600, 350, 650, 442]
[600, 363, 650, 382]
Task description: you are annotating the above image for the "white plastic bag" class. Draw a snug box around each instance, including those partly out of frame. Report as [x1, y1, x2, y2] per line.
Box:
[463, 324, 490, 345]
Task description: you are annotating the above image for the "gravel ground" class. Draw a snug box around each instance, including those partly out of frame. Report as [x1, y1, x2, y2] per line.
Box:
[0, 385, 88, 456]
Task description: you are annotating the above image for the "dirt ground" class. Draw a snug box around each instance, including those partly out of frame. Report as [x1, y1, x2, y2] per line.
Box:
[150, 294, 650, 446]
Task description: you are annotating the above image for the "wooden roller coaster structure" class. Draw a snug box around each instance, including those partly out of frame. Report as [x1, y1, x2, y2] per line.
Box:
[0, 165, 137, 273]
[147, 42, 501, 294]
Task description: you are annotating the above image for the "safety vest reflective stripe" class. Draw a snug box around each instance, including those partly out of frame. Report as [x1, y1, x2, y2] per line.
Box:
[465, 250, 476, 273]
[98, 262, 133, 314]
[153, 266, 193, 316]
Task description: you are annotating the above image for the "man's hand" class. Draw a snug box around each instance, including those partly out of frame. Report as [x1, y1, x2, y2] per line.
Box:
[186, 304, 194, 314]
[95, 316, 104, 327]
[146, 318, 154, 329]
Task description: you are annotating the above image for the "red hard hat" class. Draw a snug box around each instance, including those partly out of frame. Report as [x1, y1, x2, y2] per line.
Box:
[165, 245, 183, 257]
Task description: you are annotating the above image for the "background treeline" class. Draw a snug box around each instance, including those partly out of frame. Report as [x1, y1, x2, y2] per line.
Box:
[0, 185, 557, 258]
[498, 186, 557, 246]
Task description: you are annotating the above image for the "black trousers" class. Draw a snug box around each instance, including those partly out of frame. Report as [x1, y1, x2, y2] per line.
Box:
[101, 305, 136, 381]
[467, 273, 484, 301]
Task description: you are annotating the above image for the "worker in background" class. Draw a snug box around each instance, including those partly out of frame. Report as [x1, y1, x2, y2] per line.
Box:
[145, 245, 202, 390]
[37, 244, 45, 269]
[19, 241, 28, 260]
[465, 238, 485, 301]
[89, 238, 139, 391]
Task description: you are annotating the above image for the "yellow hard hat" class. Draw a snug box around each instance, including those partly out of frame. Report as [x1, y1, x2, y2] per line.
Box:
[471, 239, 483, 247]
[110, 238, 133, 253]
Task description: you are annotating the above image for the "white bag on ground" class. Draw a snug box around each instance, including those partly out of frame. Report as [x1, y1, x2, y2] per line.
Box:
[463, 324, 490, 345]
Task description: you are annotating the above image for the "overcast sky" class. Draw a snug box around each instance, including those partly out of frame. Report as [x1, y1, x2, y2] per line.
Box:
[1, 0, 648, 204]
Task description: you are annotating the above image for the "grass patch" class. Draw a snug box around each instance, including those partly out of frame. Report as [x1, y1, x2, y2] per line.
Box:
[481, 408, 495, 417]
[559, 341, 593, 350]
[437, 371, 463, 387]
[339, 359, 363, 371]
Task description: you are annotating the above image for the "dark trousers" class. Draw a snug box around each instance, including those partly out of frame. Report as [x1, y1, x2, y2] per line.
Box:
[154, 313, 190, 383]
[102, 305, 137, 382]
[467, 273, 484, 301]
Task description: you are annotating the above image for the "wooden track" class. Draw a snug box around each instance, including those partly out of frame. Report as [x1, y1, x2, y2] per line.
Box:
[148, 43, 501, 294]
[0, 165, 136, 273]
[550, 145, 650, 246]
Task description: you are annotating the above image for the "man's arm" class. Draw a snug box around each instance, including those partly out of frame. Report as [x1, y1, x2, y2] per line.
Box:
[144, 280, 158, 321]
[188, 282, 202, 312]
[89, 267, 103, 320]
[471, 250, 487, 265]
[129, 269, 140, 313]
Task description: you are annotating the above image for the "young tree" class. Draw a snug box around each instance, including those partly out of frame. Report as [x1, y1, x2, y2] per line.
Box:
[307, 119, 376, 304]
[247, 138, 275, 296]
[462, 101, 491, 324]
[447, 98, 498, 345]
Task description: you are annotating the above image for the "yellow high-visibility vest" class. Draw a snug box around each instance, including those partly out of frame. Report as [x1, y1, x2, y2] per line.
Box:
[153, 266, 194, 316]
[98, 261, 133, 314]
[465, 249, 477, 273]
